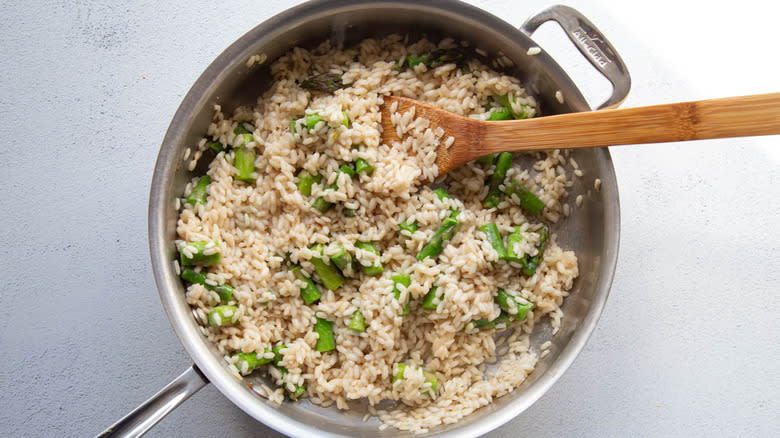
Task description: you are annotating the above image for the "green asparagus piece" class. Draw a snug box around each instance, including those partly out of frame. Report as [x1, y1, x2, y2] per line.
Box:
[517, 105, 530, 119]
[476, 154, 495, 165]
[270, 353, 289, 374]
[417, 217, 459, 261]
[355, 241, 383, 276]
[233, 122, 252, 135]
[354, 158, 374, 175]
[470, 311, 513, 331]
[327, 163, 355, 189]
[342, 111, 350, 128]
[522, 224, 550, 277]
[500, 95, 531, 119]
[479, 223, 507, 260]
[504, 226, 526, 264]
[390, 274, 412, 300]
[497, 94, 515, 116]
[422, 370, 438, 396]
[399, 219, 418, 235]
[342, 207, 358, 217]
[180, 269, 231, 301]
[310, 244, 345, 290]
[393, 363, 407, 381]
[339, 163, 356, 177]
[391, 274, 412, 315]
[311, 163, 356, 212]
[209, 141, 225, 153]
[238, 133, 254, 146]
[487, 107, 513, 120]
[289, 116, 302, 134]
[179, 241, 220, 267]
[180, 267, 207, 285]
[427, 49, 464, 67]
[291, 266, 321, 305]
[495, 289, 517, 313]
[495, 94, 531, 119]
[403, 49, 463, 69]
[487, 95, 514, 121]
[211, 284, 234, 303]
[421, 286, 439, 310]
[180, 267, 232, 302]
[233, 352, 261, 374]
[300, 72, 345, 93]
[314, 317, 336, 352]
[330, 244, 352, 273]
[306, 113, 322, 130]
[515, 300, 534, 322]
[296, 170, 322, 196]
[521, 260, 537, 277]
[406, 55, 427, 68]
[393, 364, 438, 396]
[433, 187, 451, 200]
[233, 147, 256, 183]
[312, 196, 333, 212]
[208, 305, 239, 327]
[289, 384, 305, 400]
[484, 152, 513, 208]
[471, 318, 496, 330]
[493, 311, 510, 327]
[399, 218, 418, 248]
[488, 297, 533, 324]
[269, 349, 295, 398]
[495, 94, 512, 109]
[505, 180, 545, 215]
[233, 349, 273, 374]
[348, 309, 366, 332]
[272, 344, 287, 366]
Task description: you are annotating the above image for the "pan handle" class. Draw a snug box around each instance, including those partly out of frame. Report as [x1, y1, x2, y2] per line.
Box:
[97, 365, 209, 438]
[521, 5, 631, 110]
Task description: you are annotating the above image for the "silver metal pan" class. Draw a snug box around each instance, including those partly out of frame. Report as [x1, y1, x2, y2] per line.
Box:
[101, 1, 628, 436]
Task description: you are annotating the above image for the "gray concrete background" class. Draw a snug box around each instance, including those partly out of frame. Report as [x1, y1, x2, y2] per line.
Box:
[1, 0, 778, 436]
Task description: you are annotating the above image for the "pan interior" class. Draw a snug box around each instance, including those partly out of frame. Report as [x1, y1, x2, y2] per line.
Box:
[152, 1, 618, 436]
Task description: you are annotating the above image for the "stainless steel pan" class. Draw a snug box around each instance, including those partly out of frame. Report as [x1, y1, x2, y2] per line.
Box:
[101, 1, 628, 436]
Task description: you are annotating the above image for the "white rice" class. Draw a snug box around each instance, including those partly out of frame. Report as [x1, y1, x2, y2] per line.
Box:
[177, 35, 579, 432]
[555, 90, 564, 104]
[246, 53, 268, 68]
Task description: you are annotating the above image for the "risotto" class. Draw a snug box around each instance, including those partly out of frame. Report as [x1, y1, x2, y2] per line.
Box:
[176, 35, 579, 433]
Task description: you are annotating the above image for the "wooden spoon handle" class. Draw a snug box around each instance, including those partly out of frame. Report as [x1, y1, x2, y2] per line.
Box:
[482, 92, 780, 153]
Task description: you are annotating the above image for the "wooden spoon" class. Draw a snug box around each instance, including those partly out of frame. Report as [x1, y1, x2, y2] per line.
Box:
[380, 92, 780, 175]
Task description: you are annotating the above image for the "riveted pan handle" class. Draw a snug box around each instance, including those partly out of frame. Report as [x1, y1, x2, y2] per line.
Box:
[97, 365, 209, 438]
[521, 5, 631, 110]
